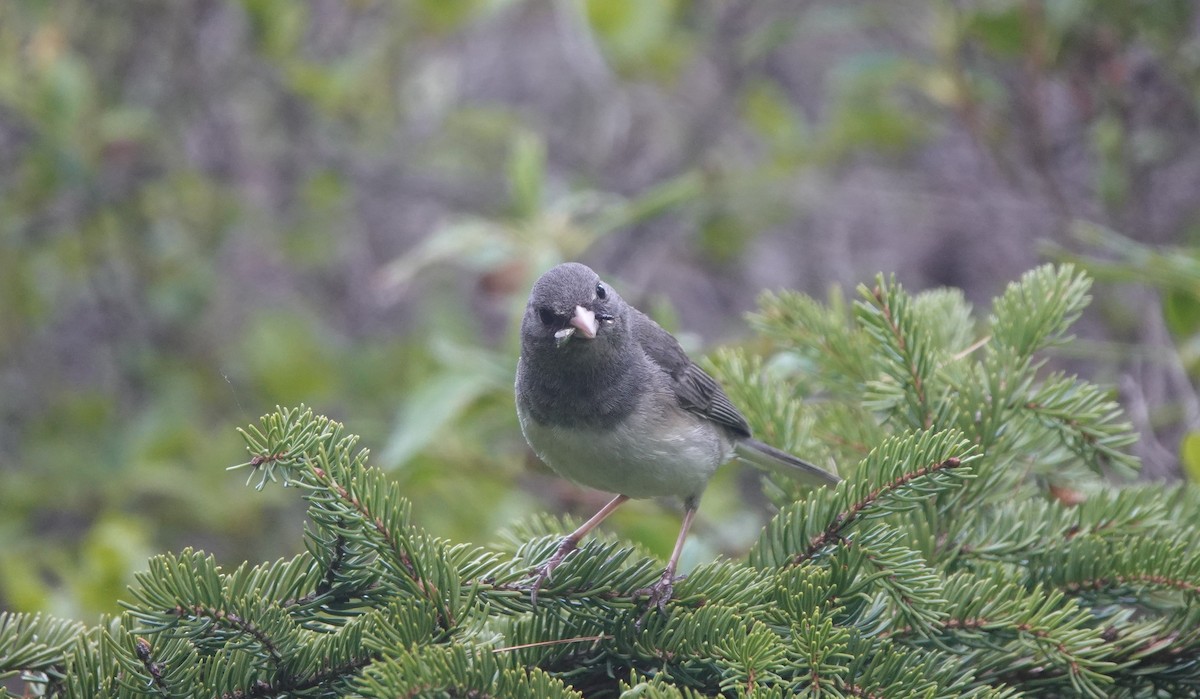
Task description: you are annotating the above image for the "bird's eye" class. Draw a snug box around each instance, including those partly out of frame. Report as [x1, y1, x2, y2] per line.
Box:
[538, 307, 558, 326]
[595, 283, 607, 300]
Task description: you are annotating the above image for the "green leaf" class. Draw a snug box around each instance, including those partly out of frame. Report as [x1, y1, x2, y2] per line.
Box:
[508, 132, 545, 219]
[1164, 287, 1200, 339]
[583, 0, 680, 72]
[964, 6, 1027, 57]
[741, 79, 809, 156]
[378, 343, 506, 469]
[1182, 432, 1200, 483]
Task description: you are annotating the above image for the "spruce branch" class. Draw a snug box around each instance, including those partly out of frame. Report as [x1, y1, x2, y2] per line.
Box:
[308, 464, 418, 581]
[1067, 572, 1200, 596]
[794, 455, 963, 565]
[989, 264, 1092, 360]
[1101, 609, 1200, 692]
[855, 275, 938, 429]
[1034, 536, 1200, 601]
[891, 576, 1117, 697]
[945, 487, 1174, 567]
[750, 287, 874, 392]
[235, 409, 464, 632]
[831, 522, 948, 634]
[1021, 374, 1139, 477]
[229, 405, 343, 489]
[132, 637, 169, 696]
[357, 646, 583, 699]
[215, 655, 375, 699]
[491, 635, 611, 655]
[167, 605, 283, 665]
[751, 429, 973, 570]
[0, 612, 83, 679]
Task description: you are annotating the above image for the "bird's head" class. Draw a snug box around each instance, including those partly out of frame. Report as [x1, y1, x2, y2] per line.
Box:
[520, 263, 627, 356]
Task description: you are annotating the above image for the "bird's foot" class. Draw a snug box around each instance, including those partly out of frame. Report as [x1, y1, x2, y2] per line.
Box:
[528, 537, 578, 606]
[634, 569, 683, 627]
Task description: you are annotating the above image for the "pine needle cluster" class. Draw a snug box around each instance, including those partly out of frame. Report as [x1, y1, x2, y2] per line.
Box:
[3, 264, 1198, 698]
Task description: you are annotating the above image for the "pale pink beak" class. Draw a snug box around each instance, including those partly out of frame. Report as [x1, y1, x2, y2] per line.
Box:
[570, 305, 598, 339]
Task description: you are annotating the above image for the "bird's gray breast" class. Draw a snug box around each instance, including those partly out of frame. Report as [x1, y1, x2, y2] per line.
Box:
[515, 352, 731, 499]
[515, 351, 644, 430]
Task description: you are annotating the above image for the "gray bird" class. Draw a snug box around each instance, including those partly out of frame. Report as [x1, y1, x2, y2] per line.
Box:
[515, 262, 840, 609]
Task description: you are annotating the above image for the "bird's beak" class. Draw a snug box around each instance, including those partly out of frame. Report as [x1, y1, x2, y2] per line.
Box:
[570, 305, 598, 339]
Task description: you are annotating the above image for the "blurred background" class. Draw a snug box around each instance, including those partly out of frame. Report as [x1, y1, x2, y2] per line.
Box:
[1, 0, 1198, 620]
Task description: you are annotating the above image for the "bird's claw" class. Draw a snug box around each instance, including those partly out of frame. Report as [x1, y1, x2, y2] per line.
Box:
[528, 562, 554, 607]
[634, 569, 682, 628]
[528, 537, 577, 606]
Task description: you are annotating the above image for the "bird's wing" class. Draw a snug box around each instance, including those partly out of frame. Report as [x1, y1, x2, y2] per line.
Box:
[633, 310, 752, 438]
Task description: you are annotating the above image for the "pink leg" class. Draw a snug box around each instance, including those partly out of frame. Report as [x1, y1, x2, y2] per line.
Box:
[530, 494, 629, 604]
[663, 504, 698, 582]
[639, 499, 698, 618]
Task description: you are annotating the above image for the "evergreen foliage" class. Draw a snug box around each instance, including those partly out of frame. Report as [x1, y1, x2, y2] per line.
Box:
[3, 264, 1198, 697]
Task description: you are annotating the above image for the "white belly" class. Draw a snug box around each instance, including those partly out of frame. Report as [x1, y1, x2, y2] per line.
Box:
[518, 400, 731, 500]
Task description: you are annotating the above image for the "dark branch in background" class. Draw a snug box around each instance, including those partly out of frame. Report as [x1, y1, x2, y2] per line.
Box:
[283, 531, 378, 610]
[289, 531, 348, 607]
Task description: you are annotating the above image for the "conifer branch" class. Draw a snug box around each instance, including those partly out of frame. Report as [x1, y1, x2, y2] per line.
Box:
[869, 282, 933, 429]
[308, 465, 456, 630]
[217, 655, 377, 699]
[312, 466, 417, 578]
[133, 637, 169, 695]
[285, 531, 361, 608]
[1106, 625, 1200, 678]
[1063, 573, 1200, 596]
[171, 604, 283, 665]
[793, 457, 963, 566]
[888, 612, 1109, 692]
[836, 682, 886, 699]
[491, 635, 609, 654]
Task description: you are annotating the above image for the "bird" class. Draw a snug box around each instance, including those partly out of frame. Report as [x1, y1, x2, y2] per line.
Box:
[514, 262, 841, 610]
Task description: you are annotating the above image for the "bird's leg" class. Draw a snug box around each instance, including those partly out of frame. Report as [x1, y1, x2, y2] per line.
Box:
[637, 498, 698, 619]
[530, 494, 629, 605]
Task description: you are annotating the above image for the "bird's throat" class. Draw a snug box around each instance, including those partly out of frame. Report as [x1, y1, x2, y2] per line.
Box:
[518, 351, 644, 430]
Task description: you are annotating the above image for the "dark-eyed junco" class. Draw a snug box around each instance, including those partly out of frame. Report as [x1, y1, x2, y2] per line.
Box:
[515, 262, 840, 609]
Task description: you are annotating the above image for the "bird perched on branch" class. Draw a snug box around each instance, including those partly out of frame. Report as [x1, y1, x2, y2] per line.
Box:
[515, 262, 841, 610]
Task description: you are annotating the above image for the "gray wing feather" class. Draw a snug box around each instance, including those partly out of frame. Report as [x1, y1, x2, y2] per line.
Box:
[632, 310, 752, 438]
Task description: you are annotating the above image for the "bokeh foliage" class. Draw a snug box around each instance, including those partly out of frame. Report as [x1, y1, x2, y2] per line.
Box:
[1, 0, 1197, 620]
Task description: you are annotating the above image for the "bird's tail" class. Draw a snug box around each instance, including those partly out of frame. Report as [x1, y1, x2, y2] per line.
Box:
[734, 439, 841, 487]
